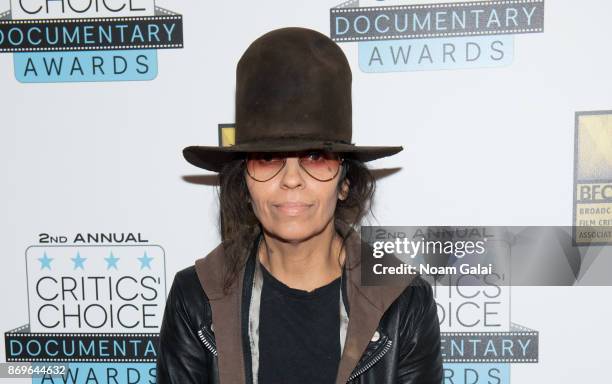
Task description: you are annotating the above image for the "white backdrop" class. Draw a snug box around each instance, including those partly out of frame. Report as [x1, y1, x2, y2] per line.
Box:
[1, 0, 611, 382]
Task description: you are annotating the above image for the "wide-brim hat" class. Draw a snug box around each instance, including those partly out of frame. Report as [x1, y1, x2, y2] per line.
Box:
[183, 27, 403, 173]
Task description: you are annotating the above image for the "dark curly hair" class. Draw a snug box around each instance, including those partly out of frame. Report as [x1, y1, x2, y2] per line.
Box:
[216, 157, 376, 294]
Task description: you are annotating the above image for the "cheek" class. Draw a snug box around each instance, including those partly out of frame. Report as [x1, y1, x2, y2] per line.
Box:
[320, 185, 340, 215]
[246, 180, 271, 218]
[252, 198, 268, 218]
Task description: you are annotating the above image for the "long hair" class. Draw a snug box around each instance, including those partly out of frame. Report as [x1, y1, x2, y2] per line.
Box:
[216, 157, 376, 294]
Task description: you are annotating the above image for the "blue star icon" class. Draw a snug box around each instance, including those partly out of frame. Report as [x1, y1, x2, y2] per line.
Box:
[38, 252, 53, 270]
[105, 252, 120, 270]
[138, 251, 153, 270]
[71, 252, 87, 270]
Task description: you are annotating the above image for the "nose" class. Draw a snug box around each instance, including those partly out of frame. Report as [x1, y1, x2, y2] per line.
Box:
[279, 157, 306, 189]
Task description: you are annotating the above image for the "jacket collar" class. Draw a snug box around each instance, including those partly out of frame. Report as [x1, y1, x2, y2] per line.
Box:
[194, 219, 415, 384]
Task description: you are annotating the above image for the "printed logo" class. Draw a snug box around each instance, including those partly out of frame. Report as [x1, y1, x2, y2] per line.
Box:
[435, 280, 538, 383]
[329, 0, 545, 72]
[0, 0, 183, 82]
[4, 232, 166, 383]
[361, 226, 540, 384]
[573, 111, 612, 245]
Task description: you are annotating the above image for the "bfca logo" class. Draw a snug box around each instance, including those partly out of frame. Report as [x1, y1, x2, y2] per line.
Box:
[573, 110, 612, 245]
[0, 0, 183, 82]
[329, 0, 545, 72]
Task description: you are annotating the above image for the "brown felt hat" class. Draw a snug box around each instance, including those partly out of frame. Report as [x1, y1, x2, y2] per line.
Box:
[183, 27, 403, 172]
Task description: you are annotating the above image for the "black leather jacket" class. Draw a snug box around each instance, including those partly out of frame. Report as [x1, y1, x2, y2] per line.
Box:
[156, 221, 443, 383]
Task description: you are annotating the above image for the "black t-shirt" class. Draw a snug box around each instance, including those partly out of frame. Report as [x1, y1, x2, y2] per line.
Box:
[257, 262, 341, 384]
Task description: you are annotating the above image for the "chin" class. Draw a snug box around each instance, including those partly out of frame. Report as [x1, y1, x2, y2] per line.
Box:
[267, 222, 320, 242]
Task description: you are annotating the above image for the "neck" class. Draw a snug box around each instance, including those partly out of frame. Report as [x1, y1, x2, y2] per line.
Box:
[257, 219, 346, 292]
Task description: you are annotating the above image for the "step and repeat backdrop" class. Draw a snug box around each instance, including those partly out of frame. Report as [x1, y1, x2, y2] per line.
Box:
[1, 0, 611, 383]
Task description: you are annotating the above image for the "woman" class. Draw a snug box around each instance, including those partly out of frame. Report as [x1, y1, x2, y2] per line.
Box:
[156, 27, 443, 383]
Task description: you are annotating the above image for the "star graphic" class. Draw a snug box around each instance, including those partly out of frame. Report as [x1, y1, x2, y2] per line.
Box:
[38, 252, 53, 270]
[105, 252, 119, 270]
[71, 251, 87, 270]
[138, 251, 153, 270]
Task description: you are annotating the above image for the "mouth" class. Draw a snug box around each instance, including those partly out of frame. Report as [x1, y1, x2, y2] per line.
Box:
[272, 202, 314, 215]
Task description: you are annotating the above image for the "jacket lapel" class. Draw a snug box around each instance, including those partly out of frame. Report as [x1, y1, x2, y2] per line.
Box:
[195, 242, 247, 384]
[334, 220, 415, 384]
[193, 219, 416, 384]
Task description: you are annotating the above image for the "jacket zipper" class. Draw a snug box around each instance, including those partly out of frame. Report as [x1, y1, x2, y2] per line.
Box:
[346, 338, 393, 382]
[197, 326, 218, 357]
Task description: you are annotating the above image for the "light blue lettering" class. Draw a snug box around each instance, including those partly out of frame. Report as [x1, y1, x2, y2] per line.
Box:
[335, 16, 350, 35]
[375, 14, 390, 33]
[27, 27, 42, 45]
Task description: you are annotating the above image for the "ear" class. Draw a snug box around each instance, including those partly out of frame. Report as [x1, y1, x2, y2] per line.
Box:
[338, 178, 350, 201]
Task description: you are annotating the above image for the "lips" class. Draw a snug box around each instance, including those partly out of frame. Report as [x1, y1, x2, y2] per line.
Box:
[273, 202, 313, 215]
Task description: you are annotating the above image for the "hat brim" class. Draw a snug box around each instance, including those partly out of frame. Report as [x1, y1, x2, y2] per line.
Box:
[183, 140, 403, 172]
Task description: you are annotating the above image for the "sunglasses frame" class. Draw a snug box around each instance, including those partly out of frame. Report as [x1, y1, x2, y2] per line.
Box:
[243, 151, 344, 182]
